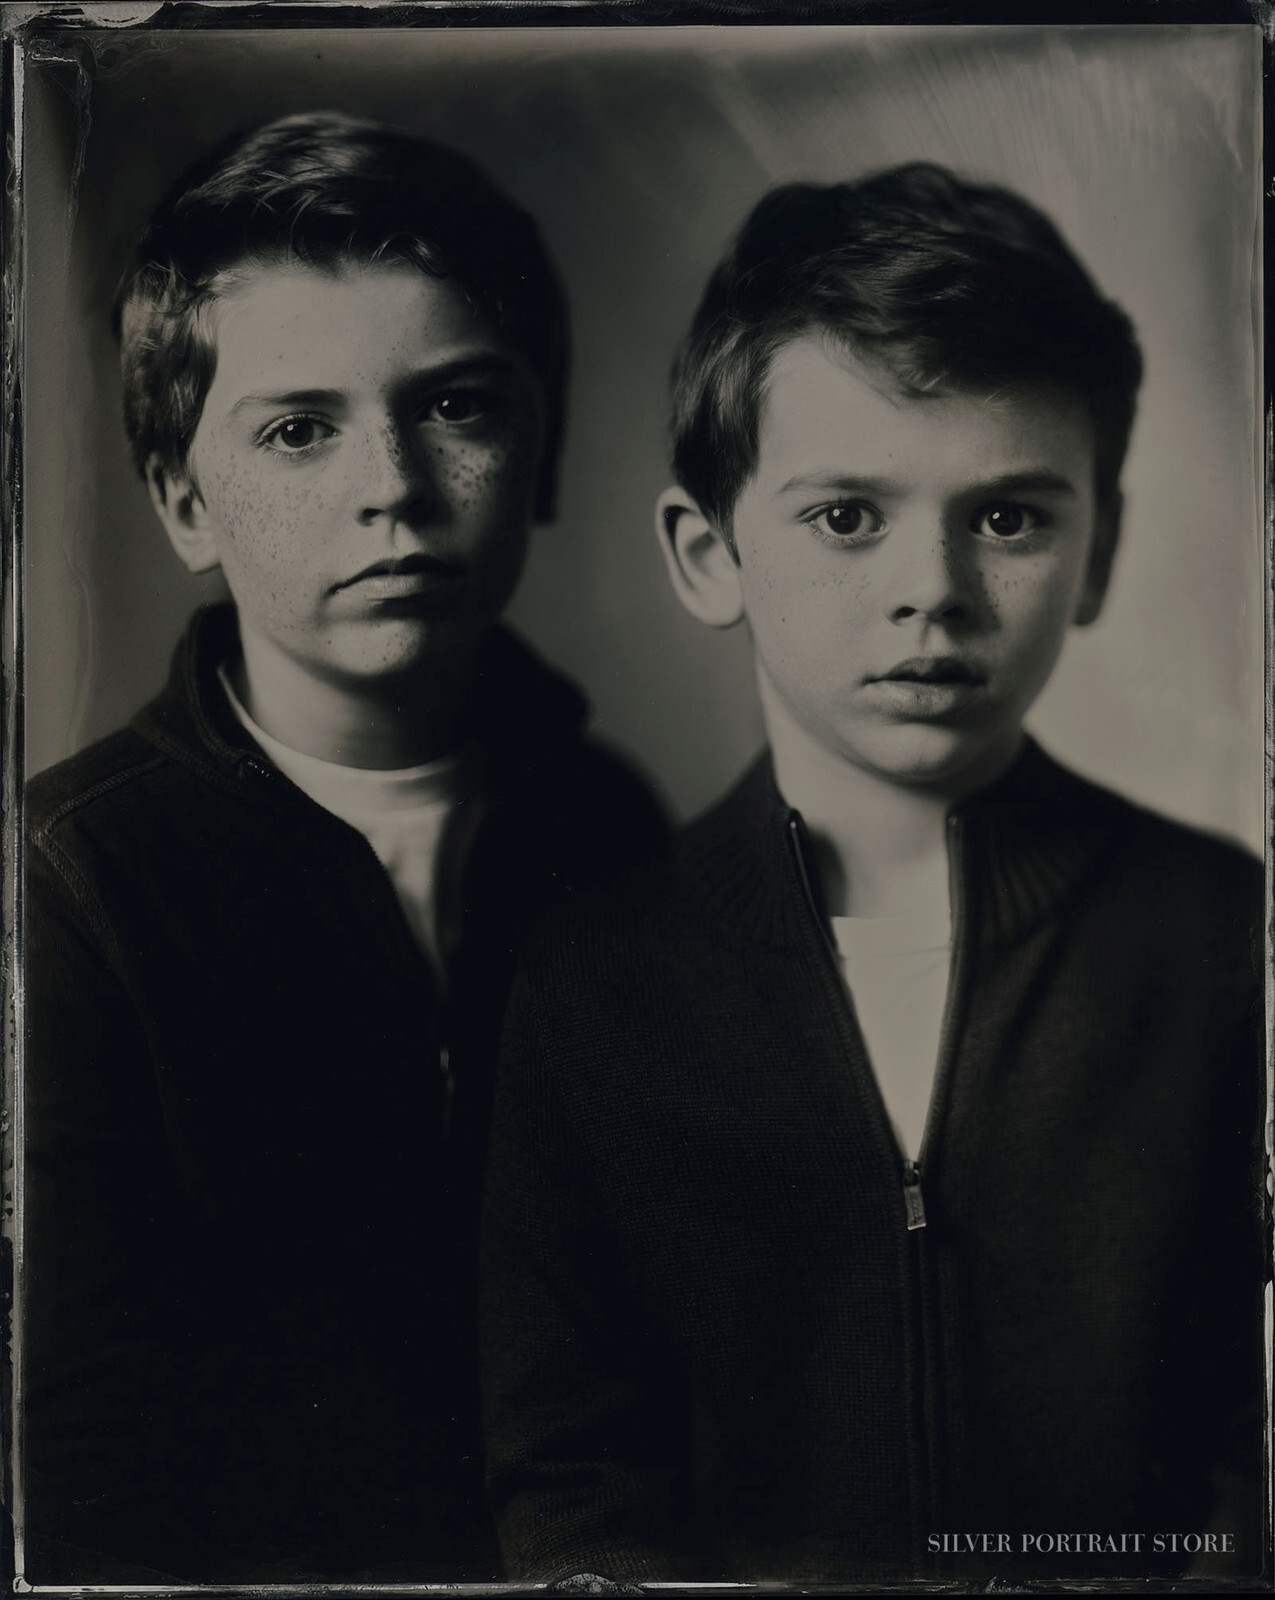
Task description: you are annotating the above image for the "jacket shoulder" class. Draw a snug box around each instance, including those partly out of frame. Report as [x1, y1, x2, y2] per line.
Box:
[1078, 774, 1261, 897]
[514, 801, 731, 996]
[1124, 799, 1259, 873]
[26, 726, 170, 844]
[551, 734, 665, 821]
[1047, 767, 1263, 978]
[512, 731, 673, 891]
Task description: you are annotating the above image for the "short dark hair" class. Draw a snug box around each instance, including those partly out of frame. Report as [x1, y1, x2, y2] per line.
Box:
[671, 163, 1143, 532]
[114, 111, 569, 520]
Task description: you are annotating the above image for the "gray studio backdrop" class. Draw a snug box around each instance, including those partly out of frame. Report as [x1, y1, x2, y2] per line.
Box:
[22, 24, 1263, 845]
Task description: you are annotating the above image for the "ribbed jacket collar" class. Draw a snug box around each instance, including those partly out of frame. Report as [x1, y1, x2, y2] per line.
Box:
[682, 739, 1135, 953]
[130, 602, 591, 791]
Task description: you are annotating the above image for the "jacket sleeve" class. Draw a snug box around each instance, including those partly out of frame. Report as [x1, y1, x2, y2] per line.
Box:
[479, 964, 699, 1585]
[21, 833, 208, 1581]
[1196, 957, 1269, 1571]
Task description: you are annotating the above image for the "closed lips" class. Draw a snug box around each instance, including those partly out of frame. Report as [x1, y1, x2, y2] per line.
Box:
[336, 554, 465, 591]
[872, 658, 983, 685]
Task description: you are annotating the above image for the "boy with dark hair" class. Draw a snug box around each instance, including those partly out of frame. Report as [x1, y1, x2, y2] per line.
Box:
[481, 165, 1265, 1586]
[22, 111, 664, 1585]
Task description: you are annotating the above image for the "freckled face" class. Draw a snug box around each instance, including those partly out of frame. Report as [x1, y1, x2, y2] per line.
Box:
[186, 260, 544, 683]
[731, 335, 1108, 791]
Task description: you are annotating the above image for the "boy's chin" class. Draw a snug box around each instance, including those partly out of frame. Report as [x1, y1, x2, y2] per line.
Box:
[318, 613, 491, 685]
[835, 720, 1022, 796]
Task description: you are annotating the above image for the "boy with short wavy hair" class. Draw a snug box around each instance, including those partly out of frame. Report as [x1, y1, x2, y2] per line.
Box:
[482, 165, 1264, 1587]
[23, 111, 663, 1585]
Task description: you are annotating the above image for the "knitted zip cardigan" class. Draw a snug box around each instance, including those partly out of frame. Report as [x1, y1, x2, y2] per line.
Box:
[481, 740, 1266, 1588]
[22, 603, 668, 1586]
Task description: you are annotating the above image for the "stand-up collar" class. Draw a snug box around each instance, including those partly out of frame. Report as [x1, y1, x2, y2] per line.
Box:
[132, 604, 261, 776]
[682, 738, 1136, 952]
[131, 602, 592, 790]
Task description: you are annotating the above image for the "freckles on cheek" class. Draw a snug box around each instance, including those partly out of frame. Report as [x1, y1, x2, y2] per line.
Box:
[208, 467, 270, 549]
[981, 563, 1042, 618]
[434, 442, 525, 512]
[206, 463, 312, 578]
[804, 564, 870, 618]
[987, 562, 1064, 607]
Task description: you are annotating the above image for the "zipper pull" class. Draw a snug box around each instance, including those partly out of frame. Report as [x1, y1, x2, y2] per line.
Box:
[902, 1160, 927, 1231]
[440, 1042, 455, 1140]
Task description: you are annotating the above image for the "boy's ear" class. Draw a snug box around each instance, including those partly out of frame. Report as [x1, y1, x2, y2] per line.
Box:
[146, 455, 222, 575]
[1074, 492, 1122, 627]
[654, 486, 744, 629]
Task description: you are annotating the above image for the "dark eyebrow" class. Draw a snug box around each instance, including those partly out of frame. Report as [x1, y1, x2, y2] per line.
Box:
[776, 470, 1079, 499]
[776, 473, 903, 498]
[228, 388, 344, 419]
[969, 471, 1078, 499]
[396, 354, 527, 403]
[226, 355, 526, 420]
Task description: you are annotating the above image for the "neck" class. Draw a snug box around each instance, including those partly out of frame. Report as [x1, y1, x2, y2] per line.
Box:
[234, 629, 480, 769]
[759, 671, 1018, 918]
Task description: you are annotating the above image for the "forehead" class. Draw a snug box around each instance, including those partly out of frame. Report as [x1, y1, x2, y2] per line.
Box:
[200, 259, 514, 402]
[754, 333, 1096, 490]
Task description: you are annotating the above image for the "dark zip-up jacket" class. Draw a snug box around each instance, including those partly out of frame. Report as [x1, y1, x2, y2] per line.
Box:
[481, 742, 1266, 1586]
[22, 603, 667, 1587]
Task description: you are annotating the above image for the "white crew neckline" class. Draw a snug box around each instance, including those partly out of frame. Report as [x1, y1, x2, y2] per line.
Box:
[217, 662, 470, 813]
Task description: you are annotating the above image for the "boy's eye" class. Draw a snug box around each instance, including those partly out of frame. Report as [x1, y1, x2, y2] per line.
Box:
[261, 416, 336, 452]
[806, 502, 885, 541]
[426, 389, 493, 424]
[972, 502, 1042, 539]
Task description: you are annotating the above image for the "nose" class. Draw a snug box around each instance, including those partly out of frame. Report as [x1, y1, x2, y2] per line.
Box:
[884, 522, 973, 626]
[353, 421, 434, 527]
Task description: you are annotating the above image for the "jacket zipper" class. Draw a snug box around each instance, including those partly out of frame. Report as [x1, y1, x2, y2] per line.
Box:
[902, 1160, 927, 1229]
[917, 812, 969, 1176]
[914, 809, 971, 1558]
[785, 811, 934, 1560]
[242, 752, 456, 1139]
[439, 1041, 455, 1141]
[786, 805, 972, 1563]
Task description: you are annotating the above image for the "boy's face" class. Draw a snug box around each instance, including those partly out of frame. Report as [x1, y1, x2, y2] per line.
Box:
[162, 259, 544, 686]
[665, 335, 1116, 795]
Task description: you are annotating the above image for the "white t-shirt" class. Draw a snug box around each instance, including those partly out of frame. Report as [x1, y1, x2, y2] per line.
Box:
[830, 904, 951, 1161]
[218, 665, 476, 981]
